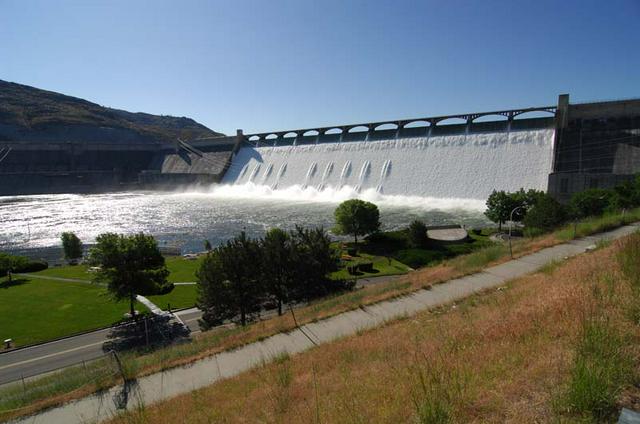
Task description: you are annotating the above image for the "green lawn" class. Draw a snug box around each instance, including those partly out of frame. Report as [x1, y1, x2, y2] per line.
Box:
[330, 253, 411, 280]
[29, 264, 92, 280]
[165, 256, 202, 282]
[147, 284, 198, 310]
[0, 276, 147, 347]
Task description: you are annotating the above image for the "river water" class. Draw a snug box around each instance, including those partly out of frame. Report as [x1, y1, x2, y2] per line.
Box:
[0, 184, 489, 258]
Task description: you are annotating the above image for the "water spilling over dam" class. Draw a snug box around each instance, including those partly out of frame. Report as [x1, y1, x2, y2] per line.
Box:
[222, 128, 555, 202]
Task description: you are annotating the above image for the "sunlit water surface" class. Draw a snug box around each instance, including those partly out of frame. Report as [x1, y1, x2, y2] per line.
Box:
[0, 185, 490, 260]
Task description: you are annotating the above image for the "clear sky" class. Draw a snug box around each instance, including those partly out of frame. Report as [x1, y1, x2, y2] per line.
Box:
[1, 0, 639, 135]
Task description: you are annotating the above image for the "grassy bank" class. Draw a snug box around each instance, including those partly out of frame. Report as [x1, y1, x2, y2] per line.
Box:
[108, 233, 640, 423]
[1, 210, 638, 421]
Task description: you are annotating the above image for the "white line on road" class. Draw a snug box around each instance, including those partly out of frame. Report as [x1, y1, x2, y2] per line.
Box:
[0, 340, 106, 371]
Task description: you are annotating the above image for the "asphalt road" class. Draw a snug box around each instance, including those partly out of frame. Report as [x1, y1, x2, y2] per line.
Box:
[0, 274, 401, 386]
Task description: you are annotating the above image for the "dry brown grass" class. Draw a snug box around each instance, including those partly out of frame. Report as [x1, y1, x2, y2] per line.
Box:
[109, 236, 640, 423]
[0, 224, 620, 422]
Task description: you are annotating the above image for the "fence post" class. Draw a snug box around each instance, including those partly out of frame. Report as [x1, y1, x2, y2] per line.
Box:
[144, 316, 149, 347]
[109, 350, 126, 383]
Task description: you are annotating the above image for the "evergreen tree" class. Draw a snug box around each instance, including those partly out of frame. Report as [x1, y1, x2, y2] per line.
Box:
[260, 228, 295, 316]
[197, 232, 263, 327]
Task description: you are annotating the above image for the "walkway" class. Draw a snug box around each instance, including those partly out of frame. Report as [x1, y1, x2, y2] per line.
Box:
[13, 273, 95, 285]
[13, 224, 640, 424]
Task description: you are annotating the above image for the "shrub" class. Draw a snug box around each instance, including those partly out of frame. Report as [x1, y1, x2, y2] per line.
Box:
[396, 249, 445, 269]
[523, 194, 567, 233]
[408, 220, 428, 248]
[0, 253, 47, 276]
[570, 188, 614, 218]
[347, 248, 358, 257]
[357, 262, 374, 273]
[13, 259, 48, 273]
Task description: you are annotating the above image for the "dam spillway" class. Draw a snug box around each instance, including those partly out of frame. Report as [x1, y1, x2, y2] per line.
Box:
[222, 128, 555, 201]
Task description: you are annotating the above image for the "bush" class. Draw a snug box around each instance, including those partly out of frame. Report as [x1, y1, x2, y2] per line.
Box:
[14, 260, 48, 273]
[395, 249, 445, 269]
[0, 253, 47, 276]
[570, 188, 614, 218]
[358, 262, 374, 273]
[523, 194, 567, 233]
[408, 220, 428, 248]
[347, 248, 358, 257]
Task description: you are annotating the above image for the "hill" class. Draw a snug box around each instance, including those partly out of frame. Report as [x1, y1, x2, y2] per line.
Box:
[0, 79, 223, 144]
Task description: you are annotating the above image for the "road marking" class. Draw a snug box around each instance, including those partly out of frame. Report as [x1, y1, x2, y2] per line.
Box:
[0, 328, 111, 353]
[0, 340, 106, 371]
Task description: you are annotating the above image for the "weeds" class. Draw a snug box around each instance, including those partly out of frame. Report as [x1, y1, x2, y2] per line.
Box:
[410, 352, 467, 424]
[559, 315, 633, 420]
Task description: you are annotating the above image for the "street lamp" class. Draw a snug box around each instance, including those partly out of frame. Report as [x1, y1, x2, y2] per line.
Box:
[509, 206, 523, 259]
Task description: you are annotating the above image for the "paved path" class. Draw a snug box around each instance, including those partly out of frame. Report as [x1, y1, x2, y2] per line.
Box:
[11, 223, 639, 424]
[13, 273, 95, 284]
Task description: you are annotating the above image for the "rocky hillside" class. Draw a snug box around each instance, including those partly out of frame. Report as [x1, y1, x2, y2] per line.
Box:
[0, 79, 223, 144]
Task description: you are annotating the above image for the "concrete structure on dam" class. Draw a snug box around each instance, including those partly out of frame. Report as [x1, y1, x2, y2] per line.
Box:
[0, 94, 639, 200]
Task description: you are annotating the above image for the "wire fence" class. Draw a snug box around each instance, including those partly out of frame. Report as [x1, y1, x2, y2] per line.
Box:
[0, 350, 124, 416]
[0, 313, 190, 418]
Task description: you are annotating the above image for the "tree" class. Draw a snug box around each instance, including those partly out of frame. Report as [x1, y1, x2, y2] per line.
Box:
[334, 199, 380, 244]
[408, 220, 428, 248]
[260, 228, 295, 316]
[611, 179, 639, 211]
[289, 226, 351, 301]
[204, 239, 212, 251]
[485, 190, 517, 231]
[570, 188, 613, 218]
[89, 233, 172, 318]
[61, 232, 83, 263]
[523, 194, 567, 232]
[197, 232, 263, 328]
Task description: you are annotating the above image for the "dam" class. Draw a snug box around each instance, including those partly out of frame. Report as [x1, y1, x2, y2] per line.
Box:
[1, 94, 640, 202]
[224, 128, 555, 200]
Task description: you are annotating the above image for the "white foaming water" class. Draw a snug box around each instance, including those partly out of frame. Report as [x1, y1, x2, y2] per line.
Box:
[206, 183, 486, 211]
[222, 128, 555, 204]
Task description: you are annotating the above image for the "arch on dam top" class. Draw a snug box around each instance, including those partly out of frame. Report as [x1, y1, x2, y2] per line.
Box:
[434, 117, 468, 126]
[282, 131, 298, 139]
[347, 125, 370, 133]
[240, 105, 557, 142]
[512, 110, 556, 120]
[472, 113, 510, 123]
[248, 135, 261, 142]
[402, 120, 432, 128]
[373, 123, 399, 131]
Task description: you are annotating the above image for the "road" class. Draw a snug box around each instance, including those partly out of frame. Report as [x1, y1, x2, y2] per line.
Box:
[0, 275, 401, 385]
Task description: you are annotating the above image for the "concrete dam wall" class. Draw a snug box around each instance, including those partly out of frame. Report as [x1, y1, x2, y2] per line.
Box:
[223, 127, 555, 201]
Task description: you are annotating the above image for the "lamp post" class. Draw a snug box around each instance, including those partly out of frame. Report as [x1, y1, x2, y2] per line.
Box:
[509, 206, 523, 259]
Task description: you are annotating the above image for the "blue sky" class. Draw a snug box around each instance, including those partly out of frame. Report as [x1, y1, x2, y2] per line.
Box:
[1, 0, 639, 135]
